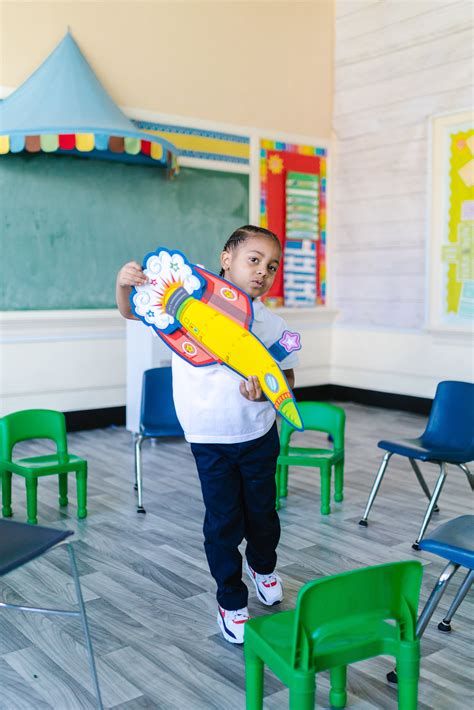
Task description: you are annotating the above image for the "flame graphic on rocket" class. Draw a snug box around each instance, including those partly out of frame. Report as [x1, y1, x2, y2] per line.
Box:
[131, 248, 304, 431]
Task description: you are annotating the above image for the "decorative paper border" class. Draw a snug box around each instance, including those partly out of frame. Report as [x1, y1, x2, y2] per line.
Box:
[133, 120, 250, 164]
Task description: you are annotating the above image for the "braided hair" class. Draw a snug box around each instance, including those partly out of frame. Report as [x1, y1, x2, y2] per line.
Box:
[219, 225, 281, 276]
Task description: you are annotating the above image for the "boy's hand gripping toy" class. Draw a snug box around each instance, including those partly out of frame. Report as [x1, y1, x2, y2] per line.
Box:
[131, 248, 304, 431]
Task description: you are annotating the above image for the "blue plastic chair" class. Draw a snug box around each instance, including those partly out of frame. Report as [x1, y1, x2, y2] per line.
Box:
[359, 381, 474, 548]
[417, 514, 474, 634]
[134, 367, 183, 513]
[387, 515, 474, 685]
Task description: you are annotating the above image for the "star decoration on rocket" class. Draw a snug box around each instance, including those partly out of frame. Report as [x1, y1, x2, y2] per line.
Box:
[279, 330, 301, 353]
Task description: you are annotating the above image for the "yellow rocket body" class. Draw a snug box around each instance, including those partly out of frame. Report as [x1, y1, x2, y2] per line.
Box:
[177, 296, 303, 431]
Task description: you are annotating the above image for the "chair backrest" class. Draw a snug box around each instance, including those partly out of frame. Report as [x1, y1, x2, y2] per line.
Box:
[0, 409, 68, 460]
[280, 402, 346, 449]
[422, 381, 474, 457]
[140, 367, 183, 437]
[291, 560, 422, 670]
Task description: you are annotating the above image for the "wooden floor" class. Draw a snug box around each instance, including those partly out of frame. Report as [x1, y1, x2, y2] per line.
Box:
[0, 402, 472, 709]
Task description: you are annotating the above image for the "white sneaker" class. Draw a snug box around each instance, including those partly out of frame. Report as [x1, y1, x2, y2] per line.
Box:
[217, 605, 249, 644]
[245, 560, 283, 606]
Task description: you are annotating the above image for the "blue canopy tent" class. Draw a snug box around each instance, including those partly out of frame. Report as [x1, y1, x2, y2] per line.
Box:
[0, 32, 179, 174]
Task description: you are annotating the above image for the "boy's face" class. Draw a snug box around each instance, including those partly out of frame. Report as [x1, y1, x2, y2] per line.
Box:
[220, 235, 281, 299]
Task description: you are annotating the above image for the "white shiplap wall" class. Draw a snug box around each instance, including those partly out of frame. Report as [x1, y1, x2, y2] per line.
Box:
[332, 0, 472, 328]
[331, 0, 473, 396]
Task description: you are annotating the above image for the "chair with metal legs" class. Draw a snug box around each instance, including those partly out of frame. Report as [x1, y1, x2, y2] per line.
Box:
[0, 519, 103, 709]
[134, 367, 183, 513]
[359, 381, 474, 549]
[387, 514, 473, 685]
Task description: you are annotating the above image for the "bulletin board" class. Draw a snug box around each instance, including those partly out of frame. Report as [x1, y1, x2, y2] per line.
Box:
[259, 140, 327, 307]
[428, 111, 474, 331]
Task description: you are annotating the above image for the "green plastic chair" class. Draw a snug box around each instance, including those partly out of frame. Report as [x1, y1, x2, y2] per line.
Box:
[245, 560, 422, 710]
[277, 402, 345, 515]
[0, 409, 87, 525]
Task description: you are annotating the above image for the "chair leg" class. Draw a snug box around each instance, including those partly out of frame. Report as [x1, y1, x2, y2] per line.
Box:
[67, 544, 104, 710]
[396, 642, 420, 710]
[456, 463, 474, 491]
[438, 569, 474, 632]
[25, 478, 38, 524]
[58, 472, 68, 507]
[330, 665, 347, 708]
[2, 471, 13, 517]
[416, 561, 459, 638]
[387, 561, 459, 686]
[289, 682, 315, 710]
[245, 647, 264, 710]
[320, 463, 331, 515]
[334, 459, 344, 503]
[134, 435, 146, 514]
[409, 459, 439, 512]
[275, 465, 281, 511]
[412, 462, 447, 550]
[76, 466, 87, 520]
[359, 452, 393, 526]
[279, 463, 289, 498]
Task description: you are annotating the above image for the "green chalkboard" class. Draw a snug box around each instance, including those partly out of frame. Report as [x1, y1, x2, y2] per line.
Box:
[0, 153, 249, 310]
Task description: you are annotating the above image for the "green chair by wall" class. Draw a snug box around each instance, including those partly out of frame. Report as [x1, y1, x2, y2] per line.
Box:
[277, 402, 345, 515]
[0, 409, 87, 525]
[245, 560, 422, 710]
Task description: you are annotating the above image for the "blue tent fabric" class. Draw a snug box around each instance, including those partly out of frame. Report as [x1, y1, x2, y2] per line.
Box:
[0, 32, 178, 164]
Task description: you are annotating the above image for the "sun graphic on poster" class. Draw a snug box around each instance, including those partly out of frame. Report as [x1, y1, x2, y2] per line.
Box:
[268, 154, 284, 174]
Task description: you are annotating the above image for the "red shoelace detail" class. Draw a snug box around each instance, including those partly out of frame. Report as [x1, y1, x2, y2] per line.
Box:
[219, 607, 249, 624]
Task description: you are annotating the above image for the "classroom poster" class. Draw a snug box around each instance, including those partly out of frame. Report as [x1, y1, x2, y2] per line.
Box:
[441, 126, 474, 322]
[259, 140, 327, 307]
[428, 111, 474, 331]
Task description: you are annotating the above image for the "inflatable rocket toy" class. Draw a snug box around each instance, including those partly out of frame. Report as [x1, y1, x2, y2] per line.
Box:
[131, 248, 304, 431]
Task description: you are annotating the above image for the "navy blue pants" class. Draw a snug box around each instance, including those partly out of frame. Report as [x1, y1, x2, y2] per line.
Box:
[191, 423, 281, 610]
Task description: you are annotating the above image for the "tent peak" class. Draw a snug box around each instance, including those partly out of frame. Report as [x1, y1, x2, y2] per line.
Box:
[0, 32, 179, 174]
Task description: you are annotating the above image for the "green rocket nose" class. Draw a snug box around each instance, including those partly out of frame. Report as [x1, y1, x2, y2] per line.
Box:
[280, 400, 304, 431]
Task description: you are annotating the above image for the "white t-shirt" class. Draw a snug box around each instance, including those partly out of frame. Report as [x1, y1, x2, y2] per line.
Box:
[172, 299, 299, 444]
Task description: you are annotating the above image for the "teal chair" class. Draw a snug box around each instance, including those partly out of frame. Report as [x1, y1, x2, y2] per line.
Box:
[245, 560, 422, 709]
[277, 402, 345, 515]
[0, 409, 87, 524]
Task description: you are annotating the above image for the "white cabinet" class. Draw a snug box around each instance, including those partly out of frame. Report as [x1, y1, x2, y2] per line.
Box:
[125, 320, 171, 432]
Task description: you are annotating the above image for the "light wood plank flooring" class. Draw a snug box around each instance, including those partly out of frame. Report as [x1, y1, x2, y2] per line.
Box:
[0, 403, 472, 709]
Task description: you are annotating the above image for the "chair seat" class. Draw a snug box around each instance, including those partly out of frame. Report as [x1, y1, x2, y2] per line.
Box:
[247, 609, 295, 659]
[247, 607, 403, 674]
[0, 453, 85, 476]
[377, 438, 471, 463]
[419, 515, 474, 569]
[0, 519, 73, 576]
[140, 425, 183, 438]
[278, 447, 343, 464]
